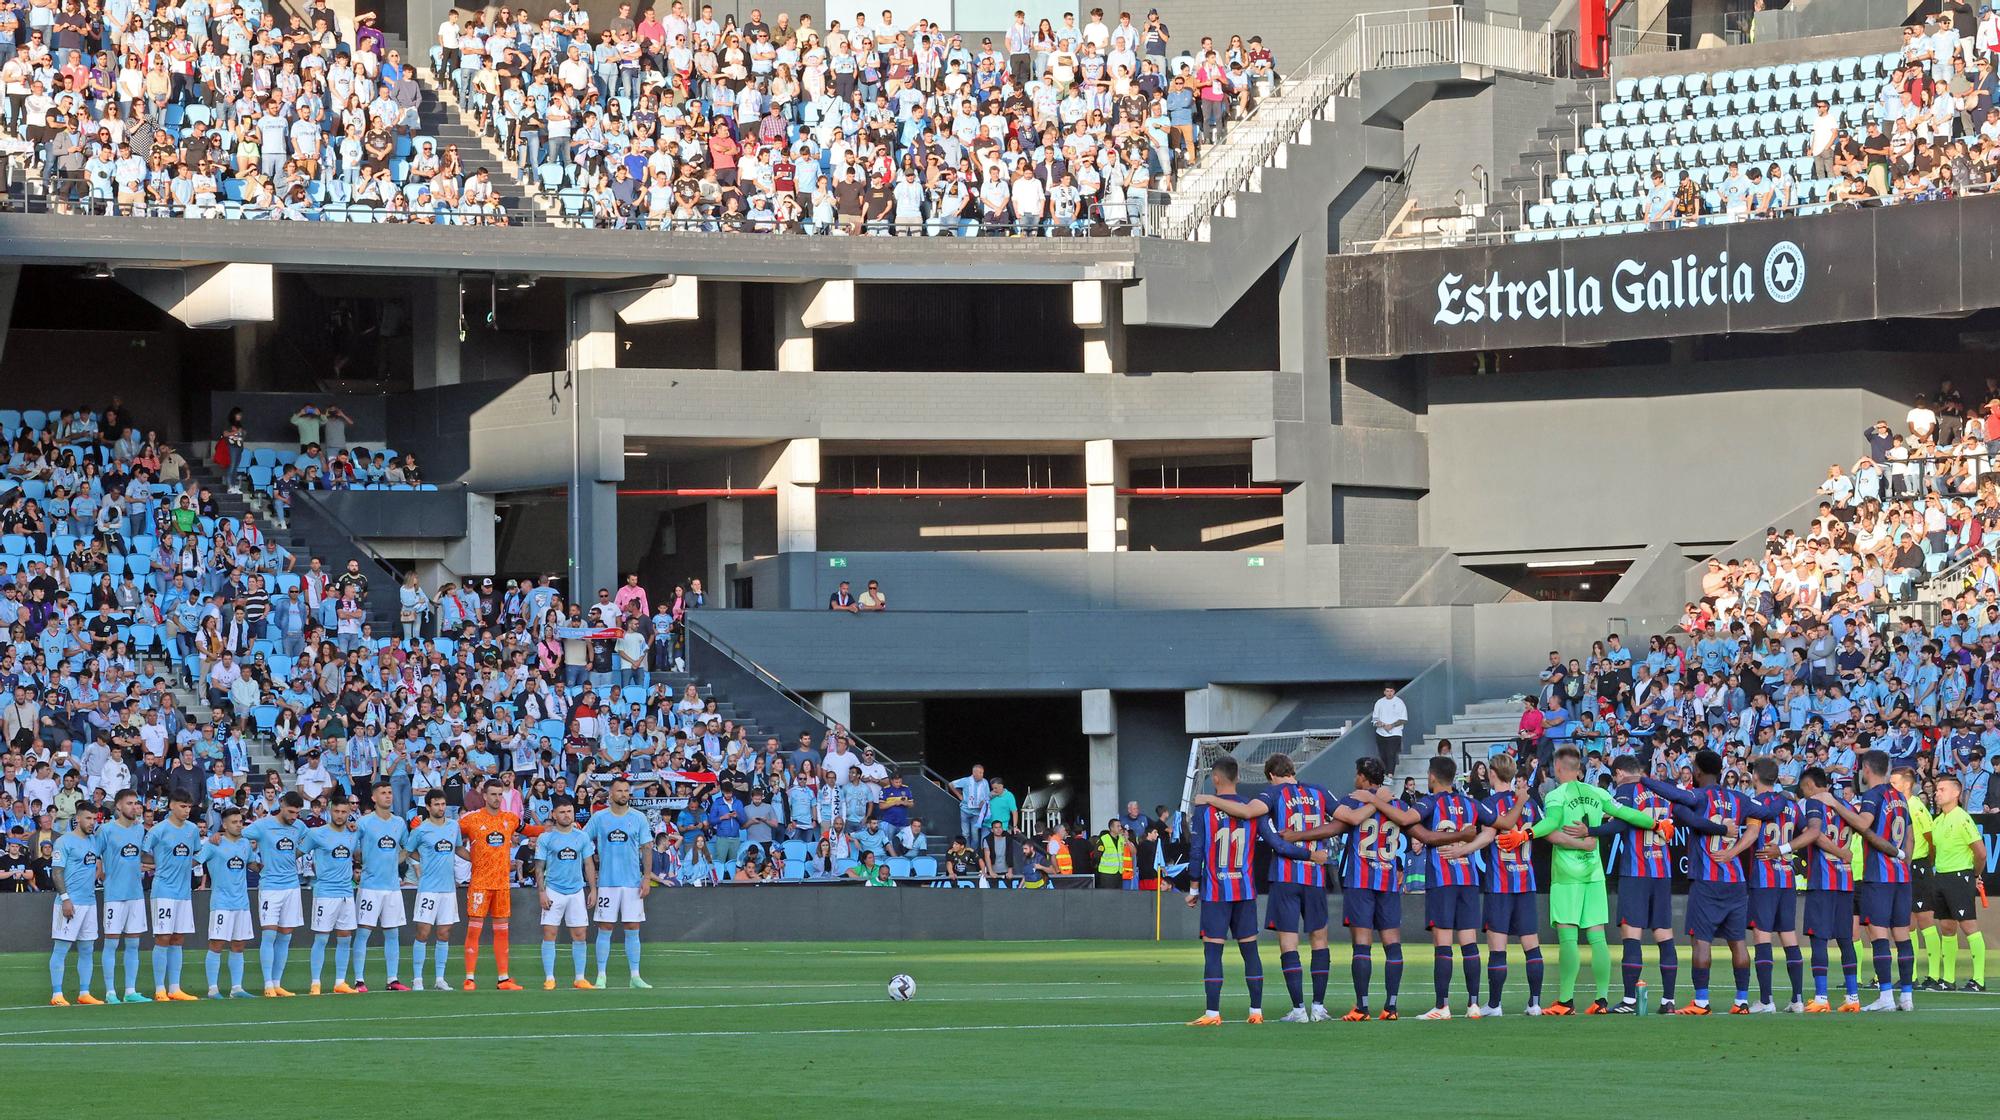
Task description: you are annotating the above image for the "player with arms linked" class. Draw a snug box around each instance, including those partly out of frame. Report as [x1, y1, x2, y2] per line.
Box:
[1811, 749, 1919, 1011]
[1796, 767, 1862, 1012]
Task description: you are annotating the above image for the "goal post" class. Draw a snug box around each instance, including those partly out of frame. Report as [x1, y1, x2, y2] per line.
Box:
[1178, 729, 1350, 815]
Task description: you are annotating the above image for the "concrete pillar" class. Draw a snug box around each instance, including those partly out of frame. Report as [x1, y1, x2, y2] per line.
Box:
[1275, 234, 1335, 548]
[1073, 280, 1127, 374]
[774, 280, 855, 372]
[573, 481, 620, 599]
[0, 266, 17, 372]
[574, 288, 620, 370]
[1083, 688, 1118, 828]
[566, 379, 626, 600]
[119, 263, 274, 327]
[231, 324, 267, 390]
[711, 281, 743, 369]
[1084, 438, 1127, 553]
[412, 275, 462, 389]
[763, 438, 819, 553]
[704, 497, 745, 592]
[812, 691, 852, 730]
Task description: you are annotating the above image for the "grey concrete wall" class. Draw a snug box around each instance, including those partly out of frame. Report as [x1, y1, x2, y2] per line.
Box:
[1115, 691, 1196, 815]
[308, 489, 469, 538]
[1424, 353, 1938, 557]
[731, 547, 1337, 611]
[1404, 72, 1572, 210]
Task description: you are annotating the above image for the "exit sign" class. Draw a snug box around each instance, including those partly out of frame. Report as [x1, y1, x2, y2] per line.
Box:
[1246, 556, 1265, 567]
[827, 557, 848, 568]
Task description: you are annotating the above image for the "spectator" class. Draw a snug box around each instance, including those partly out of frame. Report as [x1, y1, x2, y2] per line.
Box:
[828, 580, 860, 612]
[952, 762, 990, 840]
[858, 579, 887, 611]
[979, 820, 1020, 886]
[1371, 683, 1408, 770]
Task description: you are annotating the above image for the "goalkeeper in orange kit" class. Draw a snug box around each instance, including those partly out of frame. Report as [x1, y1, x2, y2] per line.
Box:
[459, 780, 539, 991]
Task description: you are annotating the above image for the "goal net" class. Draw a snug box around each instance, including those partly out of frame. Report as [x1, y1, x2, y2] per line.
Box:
[1178, 729, 1350, 814]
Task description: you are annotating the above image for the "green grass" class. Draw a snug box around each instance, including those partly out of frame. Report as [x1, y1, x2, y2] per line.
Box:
[7, 940, 1998, 1117]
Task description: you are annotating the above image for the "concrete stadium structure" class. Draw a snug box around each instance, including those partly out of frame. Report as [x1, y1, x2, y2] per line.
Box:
[0, 1, 1956, 820]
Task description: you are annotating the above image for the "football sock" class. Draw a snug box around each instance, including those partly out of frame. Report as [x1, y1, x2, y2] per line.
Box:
[271, 933, 292, 985]
[1754, 943, 1774, 1004]
[1873, 938, 1893, 992]
[77, 940, 95, 990]
[310, 934, 328, 982]
[1586, 928, 1610, 1001]
[1621, 937, 1643, 1000]
[101, 938, 119, 994]
[1784, 944, 1804, 1003]
[492, 927, 509, 979]
[1969, 932, 1988, 986]
[1915, 926, 1938, 981]
[1238, 940, 1263, 1008]
[1838, 936, 1860, 998]
[1279, 949, 1303, 1008]
[595, 928, 614, 973]
[1310, 947, 1331, 1005]
[258, 930, 277, 985]
[1350, 943, 1372, 1009]
[464, 921, 482, 979]
[412, 938, 427, 980]
[571, 939, 588, 977]
[433, 939, 448, 982]
[354, 933, 370, 984]
[383, 928, 401, 981]
[49, 942, 69, 993]
[1432, 946, 1452, 1008]
[1202, 941, 1224, 1014]
[1460, 943, 1481, 1004]
[1657, 938, 1678, 1002]
[171, 945, 185, 991]
[1487, 949, 1508, 1006]
[151, 944, 167, 991]
[1939, 937, 1957, 986]
[205, 950, 221, 992]
[542, 940, 558, 980]
[1691, 961, 1710, 1003]
[1382, 943, 1403, 1008]
[1732, 962, 1750, 1003]
[1557, 926, 1581, 1002]
[333, 937, 351, 983]
[1524, 945, 1545, 1003]
[229, 951, 245, 990]
[1895, 937, 1914, 992]
[1811, 940, 1829, 999]
[123, 938, 140, 993]
[623, 929, 643, 975]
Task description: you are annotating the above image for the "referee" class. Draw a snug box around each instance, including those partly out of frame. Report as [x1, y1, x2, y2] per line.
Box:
[1928, 776, 1989, 993]
[1895, 767, 1941, 987]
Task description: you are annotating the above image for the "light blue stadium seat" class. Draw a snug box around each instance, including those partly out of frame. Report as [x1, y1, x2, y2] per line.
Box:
[1638, 75, 1661, 100]
[780, 862, 805, 881]
[1548, 179, 1571, 202]
[911, 857, 938, 878]
[1662, 73, 1685, 98]
[1570, 200, 1596, 226]
[1590, 174, 1615, 197]
[1671, 119, 1694, 143]
[1615, 172, 1640, 196]
[1527, 203, 1550, 228]
[1647, 122, 1669, 146]
[886, 857, 912, 878]
[1610, 149, 1635, 173]
[1586, 151, 1609, 175]
[22, 410, 47, 430]
[1640, 99, 1665, 122]
[1616, 77, 1638, 100]
[0, 411, 19, 430]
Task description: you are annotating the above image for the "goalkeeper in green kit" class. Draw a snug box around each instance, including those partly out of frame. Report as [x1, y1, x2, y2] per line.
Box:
[1497, 746, 1674, 1015]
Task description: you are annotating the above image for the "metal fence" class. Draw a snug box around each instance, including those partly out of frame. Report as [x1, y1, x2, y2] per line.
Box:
[1611, 25, 1685, 57]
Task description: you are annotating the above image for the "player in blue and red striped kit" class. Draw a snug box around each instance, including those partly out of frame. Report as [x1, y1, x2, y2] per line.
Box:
[1798, 766, 1861, 1012]
[1410, 757, 1483, 1020]
[1193, 753, 1341, 1022]
[1745, 757, 1807, 1013]
[1641, 750, 1777, 1014]
[1452, 754, 1541, 1017]
[1185, 756, 1326, 1026]
[1605, 754, 1685, 1013]
[1811, 749, 1918, 1012]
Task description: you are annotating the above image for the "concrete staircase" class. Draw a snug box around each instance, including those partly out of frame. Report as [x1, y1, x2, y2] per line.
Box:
[1483, 75, 1614, 236]
[415, 67, 563, 221]
[1392, 696, 1525, 784]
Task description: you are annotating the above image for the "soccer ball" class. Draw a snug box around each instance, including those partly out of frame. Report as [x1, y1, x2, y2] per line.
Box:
[887, 974, 916, 1001]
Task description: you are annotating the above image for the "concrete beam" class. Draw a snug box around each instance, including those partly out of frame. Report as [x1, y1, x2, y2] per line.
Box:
[118, 263, 274, 328]
[1073, 280, 1126, 373]
[615, 275, 700, 325]
[762, 438, 820, 553]
[1084, 439, 1127, 553]
[776, 280, 856, 371]
[1183, 684, 1278, 736]
[411, 275, 462, 389]
[812, 691, 852, 729]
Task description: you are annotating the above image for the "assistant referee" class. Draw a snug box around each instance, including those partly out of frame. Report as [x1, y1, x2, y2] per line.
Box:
[1928, 776, 1989, 993]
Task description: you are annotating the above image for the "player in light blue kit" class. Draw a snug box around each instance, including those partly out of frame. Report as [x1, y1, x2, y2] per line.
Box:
[96, 789, 152, 1003]
[585, 776, 655, 989]
[302, 792, 362, 995]
[354, 783, 412, 991]
[245, 791, 309, 996]
[536, 795, 597, 989]
[402, 790, 464, 991]
[49, 804, 104, 1005]
[198, 807, 259, 998]
[142, 791, 205, 1001]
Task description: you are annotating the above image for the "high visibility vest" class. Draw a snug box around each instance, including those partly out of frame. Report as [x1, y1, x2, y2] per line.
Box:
[1096, 833, 1124, 874]
[1120, 839, 1136, 881]
[1052, 844, 1073, 875]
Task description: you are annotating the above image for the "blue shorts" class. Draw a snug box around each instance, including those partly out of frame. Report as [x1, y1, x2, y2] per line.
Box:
[1199, 898, 1258, 941]
[1686, 880, 1748, 943]
[1480, 891, 1539, 938]
[1264, 882, 1329, 935]
[1746, 886, 1797, 934]
[1857, 881, 1913, 929]
[1802, 889, 1855, 940]
[1424, 884, 1480, 931]
[1342, 887, 1402, 932]
[1615, 876, 1674, 931]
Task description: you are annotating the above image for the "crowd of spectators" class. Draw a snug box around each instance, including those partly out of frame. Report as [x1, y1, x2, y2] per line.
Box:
[0, 1, 1280, 233]
[438, 4, 1275, 234]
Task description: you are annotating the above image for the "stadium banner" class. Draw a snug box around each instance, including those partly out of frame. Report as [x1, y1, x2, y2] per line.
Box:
[1327, 194, 1999, 356]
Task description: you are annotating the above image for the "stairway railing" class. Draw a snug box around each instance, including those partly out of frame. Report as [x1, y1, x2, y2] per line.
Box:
[1159, 5, 1555, 241]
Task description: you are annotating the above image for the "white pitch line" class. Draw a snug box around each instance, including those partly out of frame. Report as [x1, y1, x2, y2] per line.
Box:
[0, 991, 1169, 1039]
[0, 1019, 1194, 1048]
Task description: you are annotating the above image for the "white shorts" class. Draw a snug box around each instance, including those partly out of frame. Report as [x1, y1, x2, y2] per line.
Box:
[413, 890, 459, 927]
[311, 895, 358, 933]
[592, 885, 645, 924]
[540, 890, 588, 928]
[101, 898, 148, 936]
[258, 887, 304, 930]
[52, 900, 100, 942]
[209, 908, 254, 943]
[357, 888, 407, 929]
[151, 897, 195, 936]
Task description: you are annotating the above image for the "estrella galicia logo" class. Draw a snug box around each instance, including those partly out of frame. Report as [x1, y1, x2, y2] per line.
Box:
[1762, 241, 1804, 304]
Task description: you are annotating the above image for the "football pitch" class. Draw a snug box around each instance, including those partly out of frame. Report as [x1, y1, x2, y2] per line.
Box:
[4, 940, 1996, 1117]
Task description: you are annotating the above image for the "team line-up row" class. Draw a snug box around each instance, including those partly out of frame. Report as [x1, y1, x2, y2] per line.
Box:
[45, 776, 663, 1003]
[1178, 746, 1986, 1024]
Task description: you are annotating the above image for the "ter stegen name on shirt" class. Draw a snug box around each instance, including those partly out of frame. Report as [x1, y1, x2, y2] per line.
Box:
[1433, 243, 1805, 325]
